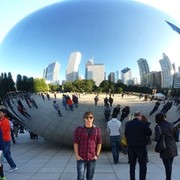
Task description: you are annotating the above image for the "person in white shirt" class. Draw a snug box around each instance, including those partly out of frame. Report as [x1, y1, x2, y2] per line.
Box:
[107, 113, 122, 164]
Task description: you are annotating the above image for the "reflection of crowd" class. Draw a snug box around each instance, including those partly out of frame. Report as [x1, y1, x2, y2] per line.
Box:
[1, 91, 40, 143]
[1, 91, 180, 179]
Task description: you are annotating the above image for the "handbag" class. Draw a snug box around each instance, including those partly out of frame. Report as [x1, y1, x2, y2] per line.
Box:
[155, 126, 166, 153]
[121, 135, 127, 146]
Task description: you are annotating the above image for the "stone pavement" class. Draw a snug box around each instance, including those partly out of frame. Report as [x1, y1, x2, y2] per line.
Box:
[4, 93, 180, 179]
[4, 132, 180, 180]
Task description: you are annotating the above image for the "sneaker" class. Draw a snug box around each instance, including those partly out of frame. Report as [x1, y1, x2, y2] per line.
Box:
[9, 167, 18, 172]
[0, 176, 6, 180]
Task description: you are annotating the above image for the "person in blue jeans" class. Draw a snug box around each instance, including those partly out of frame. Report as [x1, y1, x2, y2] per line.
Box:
[0, 109, 17, 173]
[3, 141, 17, 170]
[73, 111, 102, 180]
[0, 128, 6, 180]
[107, 113, 121, 164]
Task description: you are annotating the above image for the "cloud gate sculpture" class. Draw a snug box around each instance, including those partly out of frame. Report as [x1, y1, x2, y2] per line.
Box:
[0, 0, 179, 148]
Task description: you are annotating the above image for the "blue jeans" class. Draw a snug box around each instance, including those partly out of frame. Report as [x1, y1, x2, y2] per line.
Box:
[128, 146, 147, 180]
[110, 135, 120, 164]
[3, 141, 16, 168]
[77, 160, 96, 180]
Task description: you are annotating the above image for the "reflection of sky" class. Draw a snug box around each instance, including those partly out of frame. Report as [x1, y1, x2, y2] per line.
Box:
[0, 0, 179, 82]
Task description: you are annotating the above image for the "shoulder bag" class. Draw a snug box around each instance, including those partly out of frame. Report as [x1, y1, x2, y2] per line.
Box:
[155, 125, 166, 153]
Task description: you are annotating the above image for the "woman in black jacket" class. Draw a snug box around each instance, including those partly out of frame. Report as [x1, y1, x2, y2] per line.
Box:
[155, 112, 179, 180]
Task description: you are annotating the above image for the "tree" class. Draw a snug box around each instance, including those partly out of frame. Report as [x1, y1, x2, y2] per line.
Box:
[64, 81, 76, 92]
[0, 72, 15, 97]
[117, 87, 123, 94]
[34, 78, 48, 92]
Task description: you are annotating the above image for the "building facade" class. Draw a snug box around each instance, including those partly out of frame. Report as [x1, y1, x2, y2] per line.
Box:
[121, 67, 132, 85]
[85, 59, 105, 86]
[137, 58, 150, 86]
[159, 53, 174, 88]
[108, 72, 116, 83]
[66, 52, 81, 82]
[43, 61, 60, 84]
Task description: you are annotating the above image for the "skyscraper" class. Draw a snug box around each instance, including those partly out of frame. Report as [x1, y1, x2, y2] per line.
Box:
[159, 53, 174, 88]
[137, 58, 150, 86]
[108, 72, 115, 83]
[43, 61, 60, 84]
[66, 52, 81, 82]
[115, 70, 121, 82]
[85, 59, 105, 86]
[121, 67, 132, 85]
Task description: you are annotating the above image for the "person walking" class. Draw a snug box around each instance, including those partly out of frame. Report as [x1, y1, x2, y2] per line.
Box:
[112, 104, 121, 117]
[125, 111, 152, 180]
[155, 112, 179, 180]
[66, 96, 73, 111]
[94, 95, 99, 105]
[62, 94, 68, 110]
[149, 101, 160, 116]
[104, 103, 111, 122]
[109, 95, 114, 107]
[73, 111, 102, 180]
[53, 101, 62, 117]
[104, 96, 109, 107]
[107, 113, 122, 164]
[0, 109, 17, 173]
[0, 127, 6, 180]
[120, 106, 130, 122]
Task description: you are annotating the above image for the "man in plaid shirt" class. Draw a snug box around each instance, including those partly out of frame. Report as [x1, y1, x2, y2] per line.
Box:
[74, 111, 102, 180]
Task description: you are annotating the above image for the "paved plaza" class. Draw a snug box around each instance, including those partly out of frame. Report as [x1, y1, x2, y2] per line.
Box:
[3, 93, 180, 180]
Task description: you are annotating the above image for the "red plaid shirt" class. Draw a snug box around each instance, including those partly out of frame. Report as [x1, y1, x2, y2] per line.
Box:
[73, 125, 102, 161]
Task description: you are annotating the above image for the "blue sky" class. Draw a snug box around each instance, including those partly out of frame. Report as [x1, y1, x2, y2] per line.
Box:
[0, 0, 180, 82]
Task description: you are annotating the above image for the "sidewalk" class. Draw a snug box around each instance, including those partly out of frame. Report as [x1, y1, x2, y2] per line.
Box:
[4, 131, 180, 180]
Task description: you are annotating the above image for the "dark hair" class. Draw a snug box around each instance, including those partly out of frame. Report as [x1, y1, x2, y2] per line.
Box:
[155, 112, 165, 124]
[83, 111, 94, 118]
[0, 109, 7, 113]
[112, 113, 117, 118]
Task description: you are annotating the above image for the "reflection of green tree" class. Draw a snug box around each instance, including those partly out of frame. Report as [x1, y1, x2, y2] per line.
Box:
[64, 80, 96, 93]
[48, 84, 61, 92]
[33, 78, 48, 92]
[0, 72, 15, 97]
[16, 74, 34, 92]
[117, 87, 123, 94]
[1, 72, 179, 98]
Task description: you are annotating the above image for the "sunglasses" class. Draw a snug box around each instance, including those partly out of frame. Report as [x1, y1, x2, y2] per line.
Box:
[85, 116, 93, 119]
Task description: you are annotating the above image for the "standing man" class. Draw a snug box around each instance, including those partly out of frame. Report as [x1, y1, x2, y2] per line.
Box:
[107, 113, 121, 164]
[0, 125, 6, 180]
[73, 111, 102, 180]
[125, 111, 152, 180]
[53, 101, 62, 117]
[0, 109, 17, 172]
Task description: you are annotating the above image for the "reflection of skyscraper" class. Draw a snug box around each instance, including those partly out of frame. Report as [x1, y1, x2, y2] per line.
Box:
[85, 59, 105, 86]
[108, 72, 115, 83]
[159, 53, 174, 88]
[121, 67, 132, 85]
[137, 58, 150, 86]
[115, 70, 121, 82]
[43, 61, 60, 84]
[66, 52, 81, 82]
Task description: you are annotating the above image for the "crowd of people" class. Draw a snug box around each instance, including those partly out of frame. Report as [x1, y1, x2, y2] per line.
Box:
[87, 93, 180, 180]
[0, 91, 180, 180]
